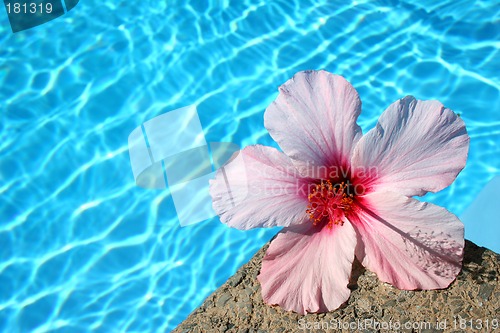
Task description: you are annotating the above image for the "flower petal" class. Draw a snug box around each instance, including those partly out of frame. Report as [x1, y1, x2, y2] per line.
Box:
[209, 145, 309, 230]
[264, 70, 362, 178]
[258, 220, 357, 314]
[351, 96, 469, 197]
[352, 191, 464, 290]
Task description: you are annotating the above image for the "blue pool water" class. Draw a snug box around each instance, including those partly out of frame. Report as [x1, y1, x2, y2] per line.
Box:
[0, 0, 499, 332]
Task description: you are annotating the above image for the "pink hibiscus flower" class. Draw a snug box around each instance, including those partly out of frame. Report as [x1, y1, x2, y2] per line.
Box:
[209, 70, 469, 314]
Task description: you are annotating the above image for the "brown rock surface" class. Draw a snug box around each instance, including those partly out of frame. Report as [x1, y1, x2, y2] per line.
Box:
[174, 240, 499, 332]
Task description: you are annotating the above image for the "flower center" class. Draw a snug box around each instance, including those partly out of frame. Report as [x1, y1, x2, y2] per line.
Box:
[306, 180, 354, 229]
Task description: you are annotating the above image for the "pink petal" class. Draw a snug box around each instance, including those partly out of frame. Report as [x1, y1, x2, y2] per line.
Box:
[209, 145, 309, 230]
[264, 70, 362, 178]
[353, 191, 464, 290]
[351, 96, 469, 197]
[258, 220, 357, 314]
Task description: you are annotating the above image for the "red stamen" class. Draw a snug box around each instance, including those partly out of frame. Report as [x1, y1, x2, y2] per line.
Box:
[306, 180, 354, 229]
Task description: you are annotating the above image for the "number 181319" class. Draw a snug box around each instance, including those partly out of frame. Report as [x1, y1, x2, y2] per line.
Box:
[6, 2, 53, 14]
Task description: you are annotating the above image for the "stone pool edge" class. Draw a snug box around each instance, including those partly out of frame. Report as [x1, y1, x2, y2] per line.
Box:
[173, 240, 500, 332]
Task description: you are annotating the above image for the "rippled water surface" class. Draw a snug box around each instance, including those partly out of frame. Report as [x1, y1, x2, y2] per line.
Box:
[1, 0, 499, 332]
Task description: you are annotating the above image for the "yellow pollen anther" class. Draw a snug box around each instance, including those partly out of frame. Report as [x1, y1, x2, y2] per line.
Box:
[306, 180, 354, 228]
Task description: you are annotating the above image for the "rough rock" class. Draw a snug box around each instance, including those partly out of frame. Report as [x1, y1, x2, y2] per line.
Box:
[174, 240, 499, 332]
